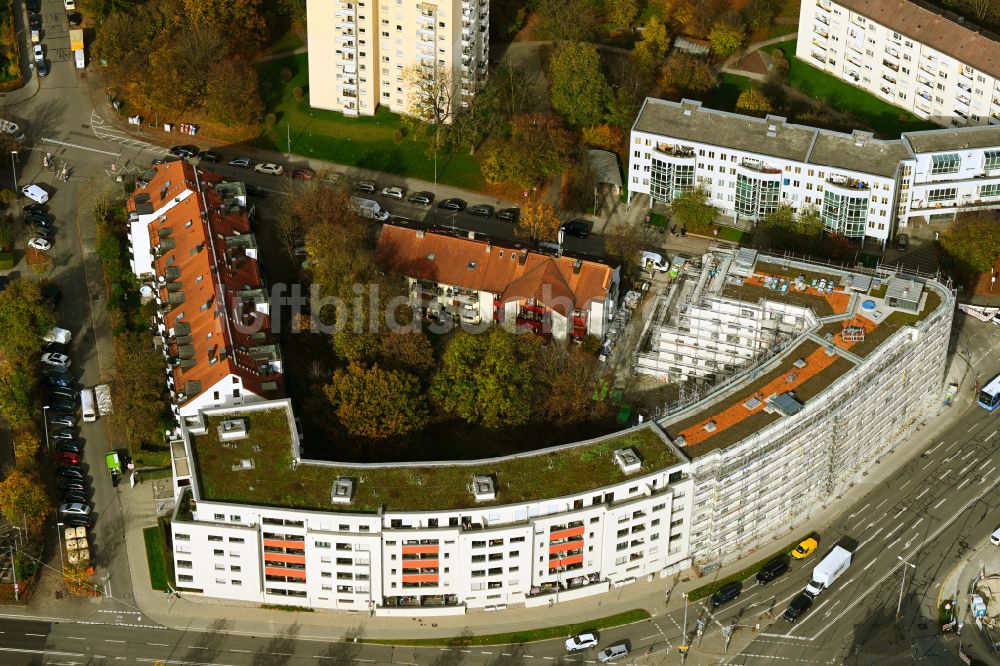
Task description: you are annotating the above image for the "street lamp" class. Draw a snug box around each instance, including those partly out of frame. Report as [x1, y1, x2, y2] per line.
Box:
[55, 522, 64, 570]
[679, 591, 689, 662]
[10, 150, 17, 192]
[42, 406, 50, 451]
[896, 555, 916, 622]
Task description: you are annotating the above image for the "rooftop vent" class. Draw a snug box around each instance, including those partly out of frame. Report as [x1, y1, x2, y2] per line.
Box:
[613, 447, 643, 474]
[427, 252, 436, 261]
[468, 260, 477, 269]
[682, 108, 693, 116]
[331, 477, 355, 504]
[703, 420, 717, 432]
[470, 475, 496, 501]
[416, 230, 425, 238]
[573, 259, 583, 274]
[218, 418, 247, 441]
[232, 458, 255, 471]
[793, 358, 808, 369]
[767, 124, 777, 132]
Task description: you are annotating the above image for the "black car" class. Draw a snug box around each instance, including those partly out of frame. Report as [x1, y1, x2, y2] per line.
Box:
[784, 593, 813, 623]
[407, 191, 434, 205]
[56, 466, 86, 480]
[26, 0, 40, 14]
[23, 203, 46, 216]
[245, 183, 268, 199]
[42, 375, 72, 388]
[169, 145, 199, 158]
[36, 60, 48, 77]
[25, 216, 52, 230]
[41, 282, 61, 305]
[62, 490, 88, 504]
[49, 399, 77, 414]
[469, 204, 494, 217]
[67, 12, 81, 27]
[59, 480, 87, 494]
[497, 207, 520, 222]
[44, 342, 69, 356]
[44, 365, 72, 378]
[28, 14, 41, 29]
[31, 225, 53, 240]
[56, 441, 83, 454]
[197, 150, 221, 163]
[438, 198, 467, 211]
[49, 415, 77, 429]
[561, 220, 590, 238]
[710, 581, 743, 608]
[354, 180, 377, 193]
[756, 556, 790, 585]
[62, 514, 92, 528]
[49, 386, 78, 400]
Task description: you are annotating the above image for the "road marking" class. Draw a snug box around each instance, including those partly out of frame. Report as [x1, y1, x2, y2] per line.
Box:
[758, 633, 813, 640]
[874, 497, 889, 510]
[933, 497, 948, 510]
[883, 523, 904, 540]
[940, 470, 953, 480]
[968, 423, 978, 432]
[893, 508, 906, 519]
[957, 478, 971, 490]
[148, 643, 168, 647]
[912, 517, 924, 529]
[863, 559, 877, 571]
[41, 136, 121, 156]
[25, 633, 45, 637]
[105, 640, 125, 643]
[921, 459, 935, 470]
[944, 455, 956, 463]
[640, 634, 660, 640]
[231, 649, 250, 653]
[961, 448, 976, 460]
[899, 480, 912, 490]
[960, 461, 977, 477]
[887, 537, 901, 551]
[65, 637, 85, 640]
[926, 441, 944, 455]
[848, 503, 870, 519]
[915, 488, 929, 500]
[858, 527, 884, 549]
[987, 430, 998, 441]
[821, 599, 842, 619]
[947, 440, 960, 450]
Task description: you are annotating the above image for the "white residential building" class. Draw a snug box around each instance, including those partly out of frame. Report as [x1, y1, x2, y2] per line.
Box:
[628, 98, 1000, 244]
[797, 0, 1000, 127]
[306, 0, 488, 118]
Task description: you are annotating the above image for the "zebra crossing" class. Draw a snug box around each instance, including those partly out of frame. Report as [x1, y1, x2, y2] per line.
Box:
[90, 111, 167, 155]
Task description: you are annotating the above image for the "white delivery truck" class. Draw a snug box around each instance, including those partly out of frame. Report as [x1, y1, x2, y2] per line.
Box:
[44, 327, 72, 344]
[73, 49, 85, 70]
[94, 384, 113, 417]
[804, 545, 852, 597]
[80, 388, 97, 422]
[349, 196, 390, 223]
[22, 184, 49, 204]
[639, 251, 670, 273]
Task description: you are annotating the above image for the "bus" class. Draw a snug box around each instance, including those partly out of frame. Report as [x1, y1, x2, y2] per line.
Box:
[978, 373, 1000, 411]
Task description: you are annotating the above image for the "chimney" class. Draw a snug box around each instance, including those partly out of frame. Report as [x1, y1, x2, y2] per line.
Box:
[518, 250, 528, 265]
[467, 230, 476, 240]
[416, 230, 425, 238]
[573, 259, 582, 274]
[485, 242, 492, 253]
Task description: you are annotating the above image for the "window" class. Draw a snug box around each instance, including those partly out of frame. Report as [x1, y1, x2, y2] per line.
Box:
[978, 183, 1000, 198]
[177, 560, 192, 569]
[930, 153, 960, 175]
[927, 187, 956, 202]
[176, 533, 190, 541]
[984, 151, 1000, 171]
[208, 535, 223, 542]
[229, 537, 244, 544]
[179, 575, 194, 583]
[213, 549, 224, 556]
[213, 513, 225, 521]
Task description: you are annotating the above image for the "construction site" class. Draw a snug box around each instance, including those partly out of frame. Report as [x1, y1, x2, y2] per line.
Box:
[605, 245, 954, 568]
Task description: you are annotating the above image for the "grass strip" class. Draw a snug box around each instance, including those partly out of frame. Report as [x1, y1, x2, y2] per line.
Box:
[143, 526, 169, 592]
[364, 608, 651, 646]
[687, 537, 808, 602]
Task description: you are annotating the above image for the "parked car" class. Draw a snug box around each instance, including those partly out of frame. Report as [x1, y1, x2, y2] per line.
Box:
[51, 430, 78, 441]
[28, 14, 41, 29]
[245, 183, 268, 199]
[44, 342, 69, 356]
[354, 180, 377, 193]
[561, 220, 590, 238]
[53, 451, 81, 466]
[55, 441, 84, 454]
[48, 415, 77, 429]
[62, 514, 92, 528]
[43, 364, 72, 378]
[61, 490, 87, 504]
[290, 167, 315, 180]
[31, 225, 53, 240]
[381, 186, 405, 199]
[32, 45, 43, 63]
[228, 156, 252, 168]
[56, 466, 86, 480]
[469, 204, 494, 218]
[497, 207, 520, 222]
[41, 352, 71, 368]
[292, 240, 308, 258]
[36, 60, 48, 77]
[791, 537, 818, 560]
[710, 581, 743, 608]
[597, 643, 629, 663]
[43, 375, 73, 389]
[59, 502, 91, 516]
[254, 163, 284, 175]
[407, 191, 434, 205]
[756, 556, 790, 584]
[41, 282, 61, 305]
[565, 633, 599, 652]
[67, 12, 82, 27]
[23, 203, 46, 216]
[991, 525, 1000, 546]
[26, 0, 40, 13]
[197, 150, 221, 163]
[25, 213, 52, 227]
[28, 237, 51, 251]
[784, 592, 813, 622]
[168, 145, 199, 158]
[438, 198, 467, 211]
[49, 399, 77, 414]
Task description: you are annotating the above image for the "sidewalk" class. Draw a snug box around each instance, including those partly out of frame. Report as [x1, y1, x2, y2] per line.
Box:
[936, 536, 1000, 664]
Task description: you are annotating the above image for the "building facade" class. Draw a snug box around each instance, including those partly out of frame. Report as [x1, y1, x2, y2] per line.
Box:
[797, 0, 1000, 128]
[126, 161, 284, 420]
[628, 98, 1000, 244]
[376, 224, 621, 341]
[306, 0, 488, 118]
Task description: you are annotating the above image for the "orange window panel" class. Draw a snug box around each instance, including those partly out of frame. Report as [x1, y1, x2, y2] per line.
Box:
[401, 574, 439, 583]
[548, 540, 584, 555]
[401, 545, 439, 555]
[401, 559, 439, 569]
[264, 567, 307, 580]
[262, 539, 305, 550]
[263, 553, 306, 565]
[549, 554, 584, 570]
[549, 526, 585, 541]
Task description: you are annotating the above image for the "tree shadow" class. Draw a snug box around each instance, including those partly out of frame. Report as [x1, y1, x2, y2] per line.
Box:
[316, 624, 365, 666]
[182, 617, 232, 663]
[429, 629, 472, 666]
[251, 622, 301, 666]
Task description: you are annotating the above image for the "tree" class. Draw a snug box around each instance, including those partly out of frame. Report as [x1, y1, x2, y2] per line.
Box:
[548, 42, 611, 128]
[581, 124, 623, 151]
[962, 0, 997, 22]
[204, 58, 264, 126]
[631, 16, 671, 79]
[534, 0, 600, 41]
[708, 17, 746, 57]
[516, 201, 562, 243]
[670, 186, 716, 229]
[450, 62, 536, 155]
[0, 278, 54, 362]
[742, 0, 778, 31]
[431, 329, 535, 428]
[0, 215, 14, 250]
[940, 210, 1000, 274]
[735, 88, 773, 116]
[11, 425, 41, 463]
[605, 222, 643, 275]
[604, 0, 638, 27]
[0, 469, 49, 533]
[534, 345, 605, 422]
[180, 0, 268, 52]
[0, 360, 36, 426]
[109, 331, 168, 447]
[481, 114, 573, 189]
[325, 363, 428, 439]
[404, 65, 457, 181]
[659, 54, 718, 94]
[376, 332, 436, 377]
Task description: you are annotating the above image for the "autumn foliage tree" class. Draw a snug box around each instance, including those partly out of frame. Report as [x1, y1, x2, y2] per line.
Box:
[109, 331, 168, 447]
[735, 88, 773, 116]
[11, 425, 41, 463]
[0, 469, 49, 534]
[549, 42, 611, 128]
[581, 124, 624, 151]
[516, 202, 562, 243]
[325, 363, 428, 439]
[708, 16, 746, 57]
[940, 210, 1000, 275]
[481, 114, 573, 189]
[660, 54, 718, 95]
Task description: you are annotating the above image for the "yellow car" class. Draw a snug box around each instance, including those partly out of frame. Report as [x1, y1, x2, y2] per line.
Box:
[791, 537, 818, 559]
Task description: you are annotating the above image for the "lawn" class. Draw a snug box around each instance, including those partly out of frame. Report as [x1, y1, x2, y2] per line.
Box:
[255, 53, 483, 189]
[774, 39, 938, 138]
[366, 609, 651, 646]
[701, 73, 755, 113]
[143, 526, 169, 592]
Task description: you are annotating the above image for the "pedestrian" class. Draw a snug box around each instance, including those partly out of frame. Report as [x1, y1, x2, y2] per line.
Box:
[671, 224, 677, 235]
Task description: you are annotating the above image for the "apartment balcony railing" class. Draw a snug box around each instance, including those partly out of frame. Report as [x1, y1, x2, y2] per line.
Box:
[654, 143, 696, 158]
[813, 27, 828, 39]
[811, 51, 825, 64]
[739, 159, 782, 174]
[826, 175, 870, 191]
[957, 81, 972, 94]
[812, 38, 827, 51]
[816, 14, 829, 25]
[882, 59, 899, 72]
[956, 94, 971, 107]
[917, 75, 933, 88]
[817, 0, 831, 10]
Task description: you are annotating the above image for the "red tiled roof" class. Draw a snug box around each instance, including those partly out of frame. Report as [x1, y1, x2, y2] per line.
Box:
[376, 226, 615, 314]
[129, 162, 283, 410]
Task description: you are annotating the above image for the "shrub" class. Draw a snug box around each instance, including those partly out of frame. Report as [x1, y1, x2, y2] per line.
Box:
[0, 252, 12, 269]
[266, 112, 277, 127]
[280, 67, 293, 82]
[292, 86, 304, 101]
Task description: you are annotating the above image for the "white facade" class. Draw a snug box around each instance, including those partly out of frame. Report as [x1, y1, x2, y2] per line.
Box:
[797, 0, 1000, 128]
[307, 0, 488, 118]
[629, 98, 1000, 244]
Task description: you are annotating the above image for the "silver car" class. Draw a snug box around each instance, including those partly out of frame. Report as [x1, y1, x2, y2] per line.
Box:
[58, 502, 91, 516]
[597, 644, 629, 663]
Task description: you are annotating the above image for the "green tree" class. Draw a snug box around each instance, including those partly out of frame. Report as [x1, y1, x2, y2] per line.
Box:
[0, 215, 14, 250]
[325, 363, 428, 439]
[535, 345, 606, 422]
[11, 425, 41, 463]
[735, 88, 773, 116]
[604, 0, 638, 27]
[604, 222, 643, 275]
[481, 114, 573, 189]
[431, 329, 535, 428]
[659, 53, 717, 94]
[742, 0, 778, 31]
[0, 278, 54, 362]
[204, 58, 264, 126]
[0, 469, 49, 533]
[109, 331, 168, 447]
[670, 186, 716, 229]
[708, 18, 746, 57]
[0, 360, 36, 426]
[516, 201, 562, 243]
[548, 42, 611, 127]
[631, 16, 671, 79]
[940, 210, 1000, 274]
[534, 0, 600, 41]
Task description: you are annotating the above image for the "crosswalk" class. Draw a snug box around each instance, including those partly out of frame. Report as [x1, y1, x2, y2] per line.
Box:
[90, 111, 167, 155]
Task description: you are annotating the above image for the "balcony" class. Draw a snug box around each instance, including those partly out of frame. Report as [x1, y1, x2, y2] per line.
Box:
[812, 39, 827, 51]
[826, 175, 870, 191]
[884, 46, 899, 60]
[961, 68, 973, 81]
[956, 94, 971, 107]
[816, 14, 829, 25]
[915, 100, 932, 114]
[813, 27, 828, 39]
[739, 159, 782, 175]
[882, 59, 899, 73]
[882, 74, 896, 85]
[916, 75, 933, 88]
[917, 90, 931, 102]
[955, 109, 968, 119]
[817, 0, 831, 10]
[957, 81, 972, 94]
[811, 51, 825, 64]
[654, 143, 695, 159]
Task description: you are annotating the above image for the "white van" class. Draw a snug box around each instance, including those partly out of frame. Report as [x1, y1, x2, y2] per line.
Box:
[22, 184, 49, 204]
[80, 388, 97, 422]
[639, 251, 669, 272]
[44, 327, 72, 344]
[74, 49, 85, 69]
[990, 526, 1000, 546]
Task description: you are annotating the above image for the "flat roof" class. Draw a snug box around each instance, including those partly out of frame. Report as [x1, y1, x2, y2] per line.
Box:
[903, 126, 1000, 154]
[809, 132, 911, 178]
[190, 410, 683, 513]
